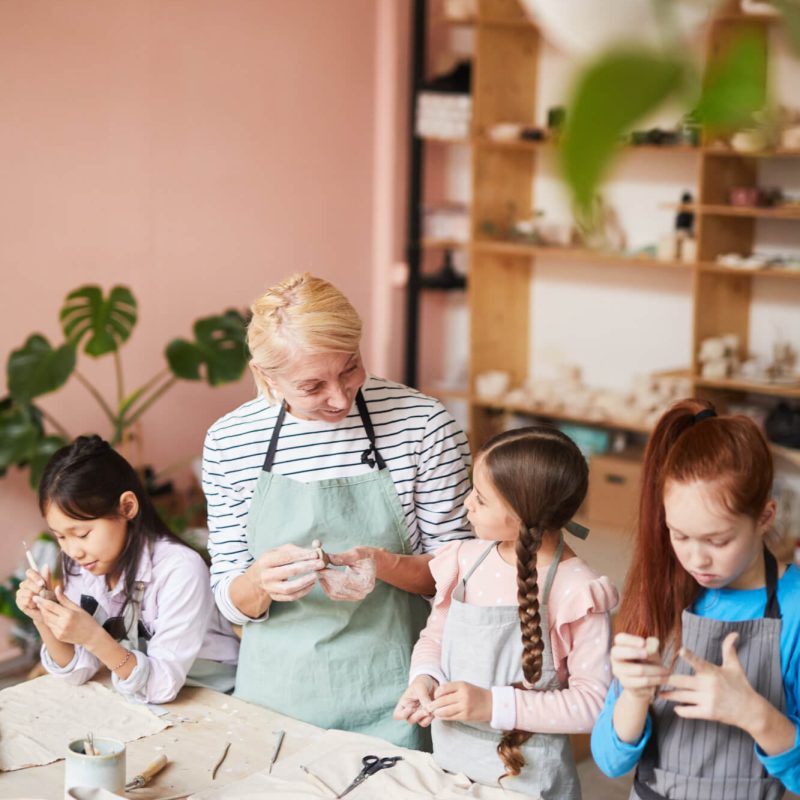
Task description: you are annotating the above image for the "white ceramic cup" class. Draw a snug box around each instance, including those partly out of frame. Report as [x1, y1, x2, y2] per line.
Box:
[64, 738, 126, 799]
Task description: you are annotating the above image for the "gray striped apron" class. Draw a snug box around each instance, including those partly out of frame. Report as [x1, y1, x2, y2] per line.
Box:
[632, 547, 786, 800]
[432, 535, 581, 799]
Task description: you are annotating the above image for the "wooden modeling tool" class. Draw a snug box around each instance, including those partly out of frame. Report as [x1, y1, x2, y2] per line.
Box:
[211, 742, 231, 780]
[300, 764, 338, 798]
[83, 732, 97, 756]
[267, 729, 285, 773]
[311, 539, 332, 567]
[22, 541, 57, 601]
[125, 754, 168, 790]
[645, 637, 659, 657]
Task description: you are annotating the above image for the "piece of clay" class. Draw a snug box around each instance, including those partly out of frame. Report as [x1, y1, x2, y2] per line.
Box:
[645, 637, 659, 657]
[310, 539, 331, 567]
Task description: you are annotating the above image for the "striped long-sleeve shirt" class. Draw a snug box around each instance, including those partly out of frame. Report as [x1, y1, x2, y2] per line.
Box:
[202, 375, 473, 625]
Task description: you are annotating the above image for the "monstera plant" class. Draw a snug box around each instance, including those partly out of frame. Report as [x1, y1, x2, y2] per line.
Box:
[0, 285, 249, 489]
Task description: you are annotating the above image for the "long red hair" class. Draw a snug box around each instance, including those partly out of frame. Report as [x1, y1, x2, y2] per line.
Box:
[617, 399, 774, 649]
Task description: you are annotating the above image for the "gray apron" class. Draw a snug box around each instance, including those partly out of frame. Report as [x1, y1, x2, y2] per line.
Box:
[234, 390, 430, 749]
[432, 534, 581, 799]
[122, 579, 236, 694]
[632, 547, 786, 800]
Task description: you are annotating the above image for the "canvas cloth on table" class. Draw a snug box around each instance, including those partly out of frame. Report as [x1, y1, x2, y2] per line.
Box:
[0, 676, 168, 772]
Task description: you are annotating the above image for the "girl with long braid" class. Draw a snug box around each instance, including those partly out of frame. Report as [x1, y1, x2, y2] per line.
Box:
[394, 426, 618, 798]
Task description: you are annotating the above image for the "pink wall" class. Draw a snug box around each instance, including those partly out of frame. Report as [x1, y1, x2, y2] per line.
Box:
[0, 1, 411, 582]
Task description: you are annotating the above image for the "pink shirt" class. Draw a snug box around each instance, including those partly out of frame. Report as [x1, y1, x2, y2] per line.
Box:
[410, 539, 619, 733]
[41, 537, 240, 704]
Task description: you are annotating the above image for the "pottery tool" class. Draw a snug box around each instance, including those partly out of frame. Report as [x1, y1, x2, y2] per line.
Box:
[300, 764, 338, 798]
[83, 732, 97, 756]
[311, 539, 332, 567]
[211, 741, 231, 780]
[125, 754, 168, 790]
[267, 729, 285, 773]
[22, 541, 57, 601]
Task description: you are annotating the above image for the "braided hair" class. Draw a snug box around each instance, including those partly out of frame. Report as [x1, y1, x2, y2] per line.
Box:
[476, 427, 588, 779]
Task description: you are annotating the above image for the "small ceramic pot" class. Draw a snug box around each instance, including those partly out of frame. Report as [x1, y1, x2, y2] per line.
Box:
[64, 738, 126, 799]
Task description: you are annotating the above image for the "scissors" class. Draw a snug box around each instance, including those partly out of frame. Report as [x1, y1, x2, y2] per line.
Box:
[337, 754, 403, 798]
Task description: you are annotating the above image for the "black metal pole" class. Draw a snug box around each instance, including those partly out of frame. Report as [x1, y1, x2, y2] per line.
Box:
[403, 0, 426, 388]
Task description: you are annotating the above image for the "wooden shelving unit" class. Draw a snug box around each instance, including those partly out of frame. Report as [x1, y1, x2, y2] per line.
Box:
[408, 0, 800, 461]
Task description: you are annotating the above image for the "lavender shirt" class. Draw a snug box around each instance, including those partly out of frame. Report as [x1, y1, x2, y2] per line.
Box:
[41, 537, 239, 704]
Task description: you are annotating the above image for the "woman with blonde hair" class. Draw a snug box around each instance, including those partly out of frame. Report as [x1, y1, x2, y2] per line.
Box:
[202, 272, 471, 748]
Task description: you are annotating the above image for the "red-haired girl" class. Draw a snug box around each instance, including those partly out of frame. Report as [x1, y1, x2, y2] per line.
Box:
[591, 400, 800, 797]
[394, 426, 618, 799]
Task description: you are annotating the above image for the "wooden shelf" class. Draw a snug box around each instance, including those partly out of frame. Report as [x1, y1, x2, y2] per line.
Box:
[477, 136, 701, 155]
[434, 15, 535, 29]
[471, 397, 654, 434]
[472, 241, 693, 270]
[417, 135, 471, 146]
[674, 203, 800, 220]
[696, 263, 800, 280]
[704, 147, 800, 159]
[770, 443, 800, 468]
[421, 238, 467, 250]
[695, 376, 800, 399]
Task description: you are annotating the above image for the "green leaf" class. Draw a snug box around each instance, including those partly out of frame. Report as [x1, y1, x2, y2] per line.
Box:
[60, 285, 138, 357]
[8, 334, 76, 403]
[28, 435, 67, 489]
[693, 30, 767, 127]
[166, 310, 249, 386]
[561, 49, 686, 212]
[0, 400, 44, 473]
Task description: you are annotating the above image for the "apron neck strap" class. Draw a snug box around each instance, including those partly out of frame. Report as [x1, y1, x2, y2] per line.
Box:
[263, 402, 288, 472]
[460, 542, 498, 589]
[459, 532, 564, 606]
[764, 545, 781, 620]
[355, 390, 386, 470]
[540, 533, 564, 606]
[262, 389, 384, 473]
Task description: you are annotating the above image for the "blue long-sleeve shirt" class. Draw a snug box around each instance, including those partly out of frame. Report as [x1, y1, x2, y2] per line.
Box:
[591, 564, 800, 793]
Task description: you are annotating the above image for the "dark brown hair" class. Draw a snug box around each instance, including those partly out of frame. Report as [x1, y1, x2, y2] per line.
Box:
[617, 399, 774, 650]
[477, 426, 588, 779]
[38, 435, 186, 625]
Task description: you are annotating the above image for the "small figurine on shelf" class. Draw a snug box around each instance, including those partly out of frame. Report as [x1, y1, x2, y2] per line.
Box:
[698, 334, 740, 379]
[675, 192, 694, 237]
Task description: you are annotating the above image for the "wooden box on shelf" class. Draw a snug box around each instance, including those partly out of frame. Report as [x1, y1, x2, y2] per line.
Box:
[586, 451, 643, 529]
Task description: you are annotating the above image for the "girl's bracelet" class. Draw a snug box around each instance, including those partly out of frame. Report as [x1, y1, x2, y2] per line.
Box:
[111, 649, 132, 672]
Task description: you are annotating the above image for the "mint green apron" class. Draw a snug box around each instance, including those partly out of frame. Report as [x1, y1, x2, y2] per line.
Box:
[234, 390, 430, 749]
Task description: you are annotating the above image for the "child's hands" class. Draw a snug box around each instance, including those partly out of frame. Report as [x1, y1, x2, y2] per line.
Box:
[660, 633, 757, 728]
[429, 681, 492, 723]
[611, 632, 669, 701]
[16, 566, 54, 624]
[394, 675, 439, 727]
[33, 587, 100, 647]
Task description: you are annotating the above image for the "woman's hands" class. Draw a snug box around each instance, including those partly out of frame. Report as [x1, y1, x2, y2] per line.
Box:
[322, 547, 377, 601]
[251, 544, 327, 600]
[394, 675, 439, 727]
[394, 676, 492, 726]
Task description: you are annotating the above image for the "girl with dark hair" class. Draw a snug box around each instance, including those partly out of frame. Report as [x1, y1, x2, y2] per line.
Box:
[394, 426, 618, 798]
[591, 400, 800, 797]
[16, 436, 239, 704]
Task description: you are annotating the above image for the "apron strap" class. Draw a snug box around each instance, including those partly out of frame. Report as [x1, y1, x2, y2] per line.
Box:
[540, 533, 564, 606]
[263, 390, 385, 473]
[764, 546, 781, 620]
[460, 542, 498, 590]
[355, 390, 387, 470]
[263, 402, 287, 472]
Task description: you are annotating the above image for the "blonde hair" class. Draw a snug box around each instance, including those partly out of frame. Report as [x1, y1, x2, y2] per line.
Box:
[247, 273, 363, 402]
